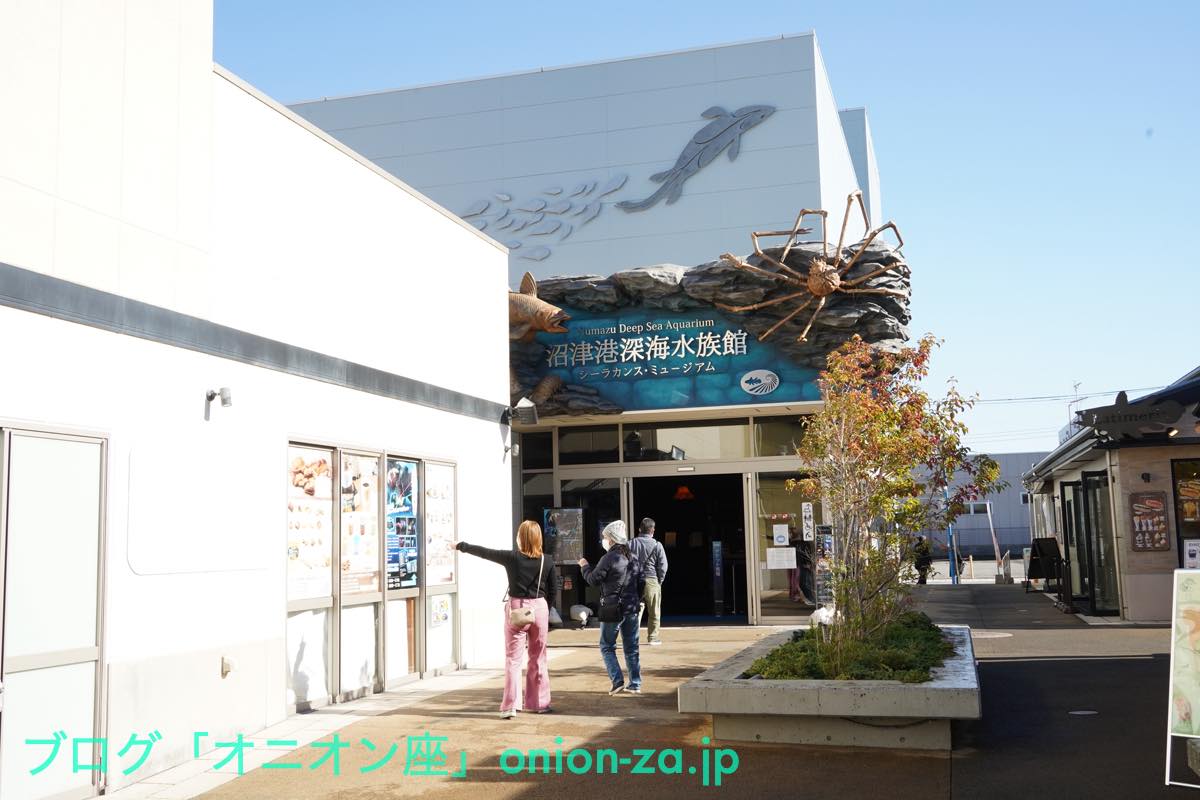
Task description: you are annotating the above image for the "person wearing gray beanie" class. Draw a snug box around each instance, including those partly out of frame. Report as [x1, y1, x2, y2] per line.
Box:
[579, 519, 644, 695]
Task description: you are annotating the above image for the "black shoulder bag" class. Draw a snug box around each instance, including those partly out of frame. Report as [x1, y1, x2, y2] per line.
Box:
[598, 555, 632, 623]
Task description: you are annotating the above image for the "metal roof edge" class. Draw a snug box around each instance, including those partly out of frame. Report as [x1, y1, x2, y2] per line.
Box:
[1021, 427, 1099, 486]
[288, 32, 818, 106]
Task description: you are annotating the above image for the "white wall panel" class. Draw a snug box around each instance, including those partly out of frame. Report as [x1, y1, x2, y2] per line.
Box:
[292, 34, 871, 284]
[0, 0, 61, 196]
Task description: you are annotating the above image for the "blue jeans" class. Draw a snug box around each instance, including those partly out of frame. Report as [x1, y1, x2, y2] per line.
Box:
[599, 611, 641, 690]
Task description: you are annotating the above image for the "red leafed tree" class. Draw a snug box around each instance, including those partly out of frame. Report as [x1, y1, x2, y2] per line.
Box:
[791, 334, 1003, 646]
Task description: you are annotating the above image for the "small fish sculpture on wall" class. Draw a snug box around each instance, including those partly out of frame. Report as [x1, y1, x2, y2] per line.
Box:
[459, 102, 776, 260]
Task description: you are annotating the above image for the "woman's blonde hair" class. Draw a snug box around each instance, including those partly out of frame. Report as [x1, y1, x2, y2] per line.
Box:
[516, 520, 544, 558]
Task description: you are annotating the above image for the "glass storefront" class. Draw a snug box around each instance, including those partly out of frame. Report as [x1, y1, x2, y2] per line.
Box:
[559, 426, 619, 464]
[1082, 471, 1120, 614]
[1061, 482, 1089, 601]
[756, 473, 822, 619]
[754, 417, 807, 458]
[623, 420, 750, 461]
[1174, 459, 1200, 565]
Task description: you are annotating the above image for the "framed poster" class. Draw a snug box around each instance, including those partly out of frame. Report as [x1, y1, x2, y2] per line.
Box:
[1130, 491, 1170, 551]
[424, 462, 456, 586]
[340, 453, 381, 594]
[429, 595, 451, 628]
[287, 446, 335, 601]
[544, 508, 583, 564]
[385, 459, 419, 590]
[772, 524, 790, 546]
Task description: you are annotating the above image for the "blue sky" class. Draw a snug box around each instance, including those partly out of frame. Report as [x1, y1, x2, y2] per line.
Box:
[214, 1, 1200, 455]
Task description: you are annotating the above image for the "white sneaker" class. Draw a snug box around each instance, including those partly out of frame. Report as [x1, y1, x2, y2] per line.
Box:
[500, 708, 517, 719]
[649, 639, 663, 646]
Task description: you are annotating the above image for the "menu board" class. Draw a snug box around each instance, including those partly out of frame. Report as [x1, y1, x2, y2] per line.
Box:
[544, 508, 583, 564]
[424, 462, 456, 586]
[1180, 479, 1200, 524]
[340, 454, 381, 594]
[287, 446, 335, 601]
[386, 459, 420, 590]
[1130, 491, 1170, 551]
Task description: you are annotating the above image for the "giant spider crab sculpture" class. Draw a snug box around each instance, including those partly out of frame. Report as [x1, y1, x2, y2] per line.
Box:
[716, 190, 906, 342]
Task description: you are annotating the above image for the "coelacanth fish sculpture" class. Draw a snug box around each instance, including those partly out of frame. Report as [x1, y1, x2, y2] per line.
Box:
[617, 104, 775, 212]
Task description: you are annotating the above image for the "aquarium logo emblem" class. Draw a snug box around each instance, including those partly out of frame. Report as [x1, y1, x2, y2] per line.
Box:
[740, 370, 780, 396]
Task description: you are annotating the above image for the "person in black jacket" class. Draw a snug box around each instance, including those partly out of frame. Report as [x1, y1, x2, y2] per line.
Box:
[579, 520, 645, 695]
[452, 520, 555, 718]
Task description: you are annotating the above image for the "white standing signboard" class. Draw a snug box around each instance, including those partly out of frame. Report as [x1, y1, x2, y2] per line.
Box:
[1166, 569, 1200, 787]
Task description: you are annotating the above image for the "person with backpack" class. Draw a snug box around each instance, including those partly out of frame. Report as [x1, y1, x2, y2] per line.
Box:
[452, 520, 556, 718]
[579, 520, 645, 695]
[630, 517, 668, 645]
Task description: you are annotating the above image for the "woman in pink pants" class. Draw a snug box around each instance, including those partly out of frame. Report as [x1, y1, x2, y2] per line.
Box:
[453, 521, 555, 718]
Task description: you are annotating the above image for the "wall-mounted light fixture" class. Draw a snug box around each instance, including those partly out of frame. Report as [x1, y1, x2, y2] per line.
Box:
[1141, 472, 1152, 483]
[205, 387, 232, 421]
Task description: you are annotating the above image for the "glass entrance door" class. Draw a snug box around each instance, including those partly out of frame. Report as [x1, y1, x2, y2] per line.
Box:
[753, 472, 821, 622]
[1061, 482, 1088, 601]
[0, 431, 106, 800]
[1082, 471, 1120, 615]
[560, 478, 623, 617]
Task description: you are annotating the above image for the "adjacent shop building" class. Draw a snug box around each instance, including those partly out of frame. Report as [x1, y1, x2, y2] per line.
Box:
[1023, 369, 1200, 620]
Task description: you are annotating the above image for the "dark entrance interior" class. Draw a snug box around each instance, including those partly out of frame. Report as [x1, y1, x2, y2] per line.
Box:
[632, 474, 746, 621]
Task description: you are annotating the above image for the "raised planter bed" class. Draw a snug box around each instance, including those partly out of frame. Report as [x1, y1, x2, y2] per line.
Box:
[677, 625, 979, 751]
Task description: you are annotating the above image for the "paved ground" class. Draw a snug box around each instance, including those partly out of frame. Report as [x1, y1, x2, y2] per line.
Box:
[108, 584, 1190, 799]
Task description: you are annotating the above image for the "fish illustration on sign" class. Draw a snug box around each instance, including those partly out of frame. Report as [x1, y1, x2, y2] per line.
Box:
[509, 272, 569, 341]
[617, 105, 775, 212]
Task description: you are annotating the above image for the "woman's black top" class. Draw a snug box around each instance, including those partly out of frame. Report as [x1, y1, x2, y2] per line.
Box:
[581, 546, 644, 615]
[456, 542, 555, 598]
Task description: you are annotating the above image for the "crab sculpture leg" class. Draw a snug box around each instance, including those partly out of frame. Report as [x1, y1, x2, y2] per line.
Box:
[833, 190, 871, 261]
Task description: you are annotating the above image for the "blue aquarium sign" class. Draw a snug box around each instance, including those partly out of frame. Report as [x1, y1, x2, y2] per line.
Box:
[535, 308, 819, 412]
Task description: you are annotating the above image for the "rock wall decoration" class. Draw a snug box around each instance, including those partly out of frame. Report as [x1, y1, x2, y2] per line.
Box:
[509, 234, 910, 418]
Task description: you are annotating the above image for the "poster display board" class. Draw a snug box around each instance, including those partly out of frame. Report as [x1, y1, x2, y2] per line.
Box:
[386, 459, 419, 590]
[424, 462, 456, 586]
[544, 508, 583, 564]
[340, 454, 381, 594]
[1130, 491, 1170, 551]
[287, 446, 335, 601]
[815, 525, 835, 606]
[772, 523, 790, 546]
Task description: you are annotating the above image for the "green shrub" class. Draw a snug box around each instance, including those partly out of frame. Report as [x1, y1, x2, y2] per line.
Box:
[745, 612, 954, 683]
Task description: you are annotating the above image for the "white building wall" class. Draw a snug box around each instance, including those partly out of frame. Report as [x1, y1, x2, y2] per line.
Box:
[292, 34, 873, 286]
[0, 1, 512, 793]
[0, 0, 214, 304]
[838, 108, 883, 226]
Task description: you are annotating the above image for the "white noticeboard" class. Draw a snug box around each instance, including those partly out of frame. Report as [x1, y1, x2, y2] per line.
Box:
[1166, 570, 1200, 787]
[766, 547, 797, 570]
[772, 524, 790, 546]
[802, 503, 815, 541]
